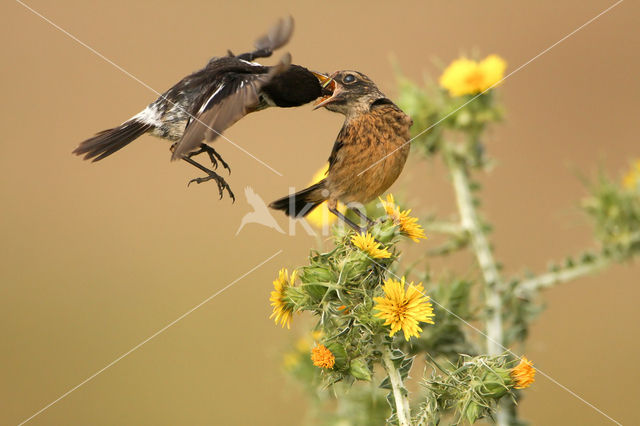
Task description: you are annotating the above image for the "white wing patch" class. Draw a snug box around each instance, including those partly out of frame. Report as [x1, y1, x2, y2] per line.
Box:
[197, 84, 225, 115]
[238, 59, 262, 67]
[132, 105, 162, 126]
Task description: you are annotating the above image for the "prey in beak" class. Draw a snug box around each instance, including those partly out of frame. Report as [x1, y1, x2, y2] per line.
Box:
[312, 72, 337, 110]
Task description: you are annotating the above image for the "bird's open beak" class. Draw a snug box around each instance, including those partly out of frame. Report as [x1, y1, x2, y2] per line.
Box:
[311, 71, 331, 86]
[312, 72, 338, 110]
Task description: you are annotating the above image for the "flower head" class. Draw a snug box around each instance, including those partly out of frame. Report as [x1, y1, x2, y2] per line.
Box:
[440, 54, 507, 97]
[283, 352, 300, 370]
[351, 232, 392, 259]
[305, 164, 346, 228]
[510, 356, 535, 389]
[311, 330, 324, 342]
[623, 160, 640, 190]
[373, 277, 435, 340]
[380, 194, 426, 242]
[269, 268, 297, 329]
[311, 344, 335, 369]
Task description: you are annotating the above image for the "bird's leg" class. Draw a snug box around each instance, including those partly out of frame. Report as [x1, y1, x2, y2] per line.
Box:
[187, 144, 231, 174]
[349, 206, 375, 227]
[329, 206, 366, 234]
[182, 156, 235, 202]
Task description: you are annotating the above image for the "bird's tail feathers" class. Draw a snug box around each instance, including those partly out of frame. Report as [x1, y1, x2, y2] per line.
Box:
[73, 119, 152, 162]
[269, 180, 327, 217]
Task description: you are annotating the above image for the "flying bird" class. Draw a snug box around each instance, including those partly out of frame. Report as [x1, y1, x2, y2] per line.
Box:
[269, 71, 413, 232]
[73, 17, 329, 201]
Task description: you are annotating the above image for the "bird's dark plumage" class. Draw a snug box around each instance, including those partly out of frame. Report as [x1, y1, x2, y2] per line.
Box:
[270, 70, 413, 231]
[269, 181, 327, 217]
[73, 120, 153, 162]
[73, 17, 327, 199]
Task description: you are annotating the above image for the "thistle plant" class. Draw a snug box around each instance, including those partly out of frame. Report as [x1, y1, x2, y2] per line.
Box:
[270, 54, 640, 425]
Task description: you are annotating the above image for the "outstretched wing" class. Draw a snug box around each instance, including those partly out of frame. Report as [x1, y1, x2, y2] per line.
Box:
[172, 53, 291, 159]
[254, 16, 294, 53]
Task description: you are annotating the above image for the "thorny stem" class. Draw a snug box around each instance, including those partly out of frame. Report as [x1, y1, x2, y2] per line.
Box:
[422, 220, 466, 236]
[447, 155, 504, 355]
[446, 149, 512, 426]
[381, 345, 412, 426]
[515, 256, 610, 297]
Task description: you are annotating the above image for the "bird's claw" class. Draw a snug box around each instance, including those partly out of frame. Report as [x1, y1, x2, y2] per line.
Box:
[205, 149, 231, 174]
[187, 171, 235, 202]
[188, 144, 231, 174]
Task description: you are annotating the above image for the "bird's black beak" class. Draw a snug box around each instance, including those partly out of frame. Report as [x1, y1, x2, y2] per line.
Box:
[313, 72, 338, 110]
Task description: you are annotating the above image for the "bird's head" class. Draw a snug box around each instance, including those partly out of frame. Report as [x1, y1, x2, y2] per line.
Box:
[262, 67, 333, 108]
[313, 70, 386, 115]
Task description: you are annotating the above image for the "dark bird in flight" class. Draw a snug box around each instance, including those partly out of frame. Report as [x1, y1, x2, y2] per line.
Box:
[269, 71, 413, 232]
[73, 17, 329, 201]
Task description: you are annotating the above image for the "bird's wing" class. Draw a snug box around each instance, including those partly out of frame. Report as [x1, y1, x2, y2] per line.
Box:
[254, 16, 294, 53]
[327, 140, 344, 173]
[172, 53, 291, 159]
[327, 124, 351, 173]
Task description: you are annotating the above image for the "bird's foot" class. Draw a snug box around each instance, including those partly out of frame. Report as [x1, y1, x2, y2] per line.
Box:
[189, 144, 231, 174]
[188, 170, 235, 201]
[351, 208, 375, 227]
[330, 207, 367, 234]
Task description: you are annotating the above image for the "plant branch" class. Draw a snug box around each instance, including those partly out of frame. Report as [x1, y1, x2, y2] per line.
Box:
[423, 220, 466, 236]
[381, 346, 412, 426]
[514, 255, 610, 297]
[446, 149, 512, 426]
[447, 154, 504, 356]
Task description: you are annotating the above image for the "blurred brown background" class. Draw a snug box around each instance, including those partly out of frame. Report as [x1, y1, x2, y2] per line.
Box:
[1, 0, 638, 424]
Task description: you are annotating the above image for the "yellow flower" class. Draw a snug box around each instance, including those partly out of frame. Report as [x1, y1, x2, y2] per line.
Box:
[311, 330, 324, 342]
[269, 268, 297, 329]
[379, 194, 426, 242]
[283, 352, 299, 370]
[305, 164, 346, 228]
[295, 338, 310, 352]
[510, 356, 536, 389]
[311, 344, 335, 369]
[373, 277, 435, 341]
[440, 54, 507, 96]
[351, 232, 392, 259]
[622, 159, 640, 190]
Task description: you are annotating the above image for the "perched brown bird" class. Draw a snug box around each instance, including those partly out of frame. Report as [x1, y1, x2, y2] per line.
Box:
[269, 70, 413, 231]
[72, 17, 329, 200]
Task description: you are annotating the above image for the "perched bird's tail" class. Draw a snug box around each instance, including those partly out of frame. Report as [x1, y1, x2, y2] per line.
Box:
[73, 119, 152, 162]
[269, 180, 327, 217]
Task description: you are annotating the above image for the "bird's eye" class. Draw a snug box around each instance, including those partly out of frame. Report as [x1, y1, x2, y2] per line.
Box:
[343, 74, 356, 84]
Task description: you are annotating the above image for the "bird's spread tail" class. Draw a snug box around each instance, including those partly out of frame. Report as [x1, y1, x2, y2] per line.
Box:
[269, 180, 327, 217]
[73, 119, 152, 162]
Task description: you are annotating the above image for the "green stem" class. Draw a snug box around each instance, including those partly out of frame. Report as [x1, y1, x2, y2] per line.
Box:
[381, 345, 412, 426]
[448, 156, 504, 355]
[446, 150, 512, 426]
[422, 220, 466, 236]
[514, 256, 609, 297]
